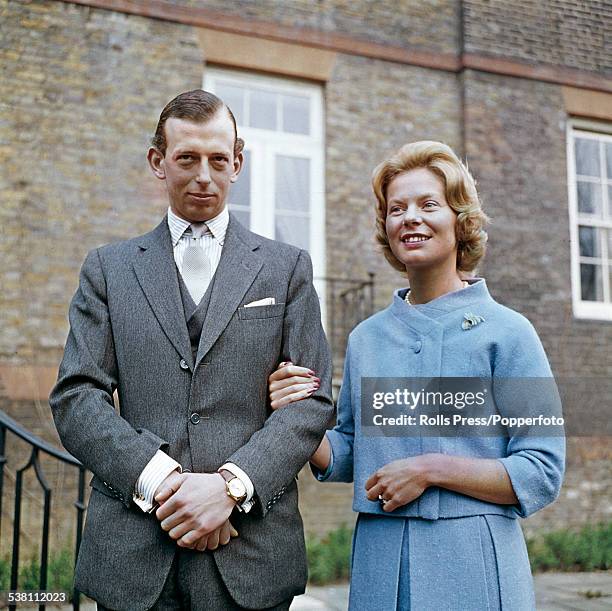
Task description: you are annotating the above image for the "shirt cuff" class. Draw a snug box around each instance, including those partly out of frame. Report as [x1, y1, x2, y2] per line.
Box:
[220, 462, 255, 513]
[134, 450, 182, 513]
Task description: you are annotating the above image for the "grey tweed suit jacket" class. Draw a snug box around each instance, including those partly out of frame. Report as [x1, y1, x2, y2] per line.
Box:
[49, 214, 334, 610]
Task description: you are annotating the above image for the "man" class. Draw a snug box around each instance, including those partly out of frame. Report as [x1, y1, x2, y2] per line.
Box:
[50, 90, 333, 610]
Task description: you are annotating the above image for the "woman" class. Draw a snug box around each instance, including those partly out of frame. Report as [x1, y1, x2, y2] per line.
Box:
[268, 141, 565, 610]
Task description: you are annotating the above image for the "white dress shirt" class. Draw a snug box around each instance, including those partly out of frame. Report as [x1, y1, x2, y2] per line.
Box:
[167, 205, 227, 279]
[133, 206, 255, 513]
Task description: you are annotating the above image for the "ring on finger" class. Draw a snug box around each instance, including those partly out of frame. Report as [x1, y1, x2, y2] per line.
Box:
[378, 494, 389, 506]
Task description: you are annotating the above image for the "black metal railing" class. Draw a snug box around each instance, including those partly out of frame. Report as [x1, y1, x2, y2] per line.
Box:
[0, 410, 86, 610]
[319, 274, 376, 378]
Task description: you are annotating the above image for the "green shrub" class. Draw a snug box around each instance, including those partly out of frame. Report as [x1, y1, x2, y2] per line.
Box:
[20, 556, 40, 590]
[0, 549, 75, 598]
[0, 556, 9, 591]
[307, 521, 612, 583]
[5, 523, 609, 592]
[527, 522, 612, 572]
[48, 549, 74, 594]
[307, 524, 352, 585]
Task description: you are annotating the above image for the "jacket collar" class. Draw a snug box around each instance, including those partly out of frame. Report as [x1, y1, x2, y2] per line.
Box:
[390, 278, 493, 335]
[132, 214, 262, 370]
[133, 218, 193, 366]
[193, 214, 262, 369]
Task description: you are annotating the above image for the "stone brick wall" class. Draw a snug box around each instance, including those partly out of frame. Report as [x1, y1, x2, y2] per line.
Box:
[463, 0, 611, 74]
[535, 438, 611, 536]
[1, 0, 610, 551]
[0, 0, 205, 557]
[1, 0, 205, 366]
[462, 68, 612, 534]
[163, 0, 461, 55]
[325, 53, 462, 310]
[463, 68, 612, 386]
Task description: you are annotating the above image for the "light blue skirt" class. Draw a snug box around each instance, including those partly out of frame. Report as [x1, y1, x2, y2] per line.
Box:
[349, 513, 535, 610]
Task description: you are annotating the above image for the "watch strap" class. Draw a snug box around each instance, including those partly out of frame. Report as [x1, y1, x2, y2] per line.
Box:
[218, 469, 235, 484]
[217, 469, 247, 503]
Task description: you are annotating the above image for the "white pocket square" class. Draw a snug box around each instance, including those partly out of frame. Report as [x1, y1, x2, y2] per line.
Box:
[244, 297, 276, 308]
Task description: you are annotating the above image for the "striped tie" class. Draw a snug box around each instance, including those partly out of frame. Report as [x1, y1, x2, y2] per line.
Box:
[181, 225, 211, 305]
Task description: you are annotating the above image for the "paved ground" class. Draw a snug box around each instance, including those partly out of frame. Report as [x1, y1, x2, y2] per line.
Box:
[534, 572, 612, 611]
[291, 572, 612, 610]
[8, 572, 612, 610]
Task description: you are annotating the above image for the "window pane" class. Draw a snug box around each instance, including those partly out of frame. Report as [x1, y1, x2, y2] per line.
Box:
[215, 82, 245, 126]
[276, 213, 309, 250]
[275, 155, 310, 212]
[282, 94, 310, 135]
[578, 226, 600, 258]
[250, 88, 277, 130]
[231, 150, 251, 207]
[574, 138, 600, 177]
[577, 181, 602, 216]
[606, 142, 612, 179]
[608, 228, 612, 260]
[580, 263, 603, 301]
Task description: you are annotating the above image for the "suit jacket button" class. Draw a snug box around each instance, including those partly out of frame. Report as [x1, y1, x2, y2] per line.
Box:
[180, 359, 189, 371]
[189, 412, 201, 425]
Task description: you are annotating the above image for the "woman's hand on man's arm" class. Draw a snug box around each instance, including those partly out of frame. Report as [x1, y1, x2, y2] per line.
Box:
[268, 362, 332, 472]
[268, 362, 320, 409]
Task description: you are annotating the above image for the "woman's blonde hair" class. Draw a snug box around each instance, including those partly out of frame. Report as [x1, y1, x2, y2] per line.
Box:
[372, 141, 489, 273]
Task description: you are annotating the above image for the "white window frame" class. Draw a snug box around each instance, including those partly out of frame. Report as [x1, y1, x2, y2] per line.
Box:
[203, 68, 326, 294]
[567, 119, 612, 321]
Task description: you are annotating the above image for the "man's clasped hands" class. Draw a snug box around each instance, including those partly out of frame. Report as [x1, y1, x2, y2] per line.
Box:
[153, 471, 238, 552]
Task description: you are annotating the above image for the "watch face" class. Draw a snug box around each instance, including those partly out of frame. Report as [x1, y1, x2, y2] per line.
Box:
[228, 478, 247, 499]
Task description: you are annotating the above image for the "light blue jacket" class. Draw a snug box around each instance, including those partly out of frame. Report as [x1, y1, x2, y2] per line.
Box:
[317, 279, 565, 521]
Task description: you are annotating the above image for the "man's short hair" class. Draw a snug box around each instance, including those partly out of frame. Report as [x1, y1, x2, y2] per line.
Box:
[151, 89, 245, 157]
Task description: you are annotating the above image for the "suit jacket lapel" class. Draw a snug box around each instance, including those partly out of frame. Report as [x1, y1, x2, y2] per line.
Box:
[194, 214, 262, 369]
[132, 217, 194, 368]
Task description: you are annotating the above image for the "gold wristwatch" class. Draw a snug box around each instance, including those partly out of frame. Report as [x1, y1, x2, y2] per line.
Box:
[218, 469, 247, 504]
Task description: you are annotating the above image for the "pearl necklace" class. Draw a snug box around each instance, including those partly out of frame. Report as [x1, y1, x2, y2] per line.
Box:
[405, 281, 469, 306]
